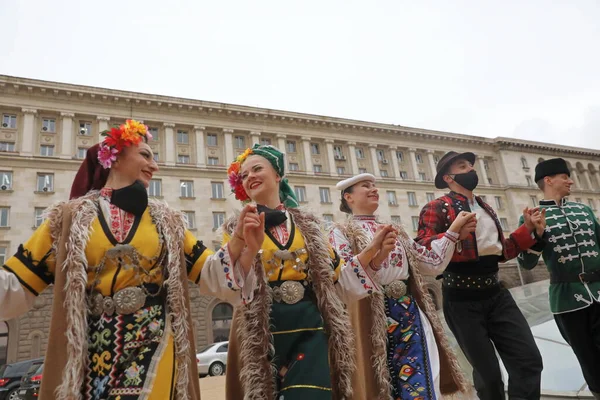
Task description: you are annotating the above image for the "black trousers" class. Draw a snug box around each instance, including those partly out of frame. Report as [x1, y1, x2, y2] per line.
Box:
[443, 288, 543, 400]
[554, 301, 600, 394]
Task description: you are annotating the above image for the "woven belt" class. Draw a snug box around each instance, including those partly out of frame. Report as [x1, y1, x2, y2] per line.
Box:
[89, 286, 150, 317]
[270, 280, 311, 304]
[442, 271, 499, 290]
[383, 280, 409, 299]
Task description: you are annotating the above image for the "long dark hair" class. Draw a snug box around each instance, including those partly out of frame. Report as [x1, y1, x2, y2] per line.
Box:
[339, 186, 354, 214]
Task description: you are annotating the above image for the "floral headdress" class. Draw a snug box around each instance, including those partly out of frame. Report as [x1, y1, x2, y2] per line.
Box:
[97, 119, 152, 169]
[227, 144, 299, 208]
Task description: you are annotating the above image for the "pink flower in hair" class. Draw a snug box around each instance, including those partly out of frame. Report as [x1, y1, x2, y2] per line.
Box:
[97, 144, 119, 169]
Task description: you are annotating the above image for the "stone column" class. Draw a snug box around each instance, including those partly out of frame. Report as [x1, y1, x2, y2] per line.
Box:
[581, 170, 593, 190]
[276, 134, 287, 154]
[347, 142, 359, 175]
[60, 112, 74, 159]
[408, 148, 419, 180]
[20, 108, 37, 156]
[571, 169, 582, 188]
[301, 136, 314, 175]
[389, 145, 402, 180]
[426, 150, 437, 181]
[194, 126, 206, 167]
[163, 123, 175, 166]
[592, 170, 600, 191]
[479, 157, 491, 186]
[96, 116, 110, 143]
[250, 131, 261, 146]
[325, 139, 337, 176]
[223, 129, 235, 165]
[369, 144, 381, 177]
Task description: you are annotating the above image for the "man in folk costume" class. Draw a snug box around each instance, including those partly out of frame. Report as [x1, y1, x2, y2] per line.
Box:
[329, 173, 474, 399]
[415, 151, 545, 400]
[518, 158, 600, 399]
[0, 120, 249, 399]
[210, 144, 378, 400]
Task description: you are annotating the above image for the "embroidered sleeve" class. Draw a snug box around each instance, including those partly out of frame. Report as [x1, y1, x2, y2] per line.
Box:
[183, 230, 213, 284]
[408, 231, 459, 276]
[329, 227, 381, 300]
[2, 220, 56, 296]
[198, 231, 257, 306]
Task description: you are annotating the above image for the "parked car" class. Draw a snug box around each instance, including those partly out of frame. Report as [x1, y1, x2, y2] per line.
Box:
[0, 358, 43, 400]
[15, 362, 43, 400]
[196, 341, 228, 377]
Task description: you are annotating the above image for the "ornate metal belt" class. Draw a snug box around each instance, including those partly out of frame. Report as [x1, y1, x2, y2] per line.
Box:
[272, 280, 307, 304]
[383, 280, 408, 299]
[89, 287, 147, 317]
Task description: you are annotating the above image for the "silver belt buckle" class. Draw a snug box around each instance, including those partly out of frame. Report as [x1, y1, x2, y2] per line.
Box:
[89, 287, 147, 317]
[272, 281, 305, 304]
[384, 280, 407, 299]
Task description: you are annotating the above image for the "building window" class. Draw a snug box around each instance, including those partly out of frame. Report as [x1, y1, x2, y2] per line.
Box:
[0, 321, 7, 366]
[2, 114, 16, 129]
[260, 138, 271, 146]
[36, 173, 54, 192]
[212, 182, 224, 199]
[500, 218, 509, 231]
[319, 187, 331, 203]
[0, 245, 6, 264]
[208, 157, 219, 166]
[184, 211, 196, 230]
[521, 157, 528, 168]
[42, 118, 56, 132]
[311, 143, 320, 155]
[387, 191, 397, 206]
[408, 192, 418, 207]
[418, 172, 426, 181]
[286, 141, 297, 153]
[0, 172, 12, 190]
[289, 163, 299, 171]
[588, 199, 596, 210]
[34, 207, 45, 228]
[235, 136, 245, 149]
[495, 196, 503, 210]
[376, 149, 385, 162]
[391, 215, 401, 225]
[322, 214, 334, 228]
[415, 153, 423, 164]
[396, 151, 404, 162]
[355, 147, 365, 159]
[212, 303, 233, 342]
[359, 168, 367, 174]
[148, 179, 162, 197]
[426, 192, 435, 202]
[575, 197, 582, 203]
[313, 164, 323, 173]
[400, 171, 408, 179]
[0, 207, 9, 227]
[40, 145, 54, 157]
[153, 153, 160, 162]
[79, 121, 92, 136]
[0, 142, 15, 152]
[213, 212, 225, 230]
[177, 130, 189, 144]
[148, 127, 159, 140]
[433, 155, 440, 164]
[530, 196, 538, 207]
[333, 146, 344, 158]
[480, 195, 487, 203]
[177, 155, 190, 164]
[337, 166, 346, 175]
[207, 134, 218, 147]
[77, 147, 88, 159]
[180, 181, 194, 198]
[483, 160, 490, 171]
[526, 176, 533, 186]
[295, 186, 307, 202]
[411, 216, 419, 231]
[380, 170, 388, 177]
[488, 177, 493, 185]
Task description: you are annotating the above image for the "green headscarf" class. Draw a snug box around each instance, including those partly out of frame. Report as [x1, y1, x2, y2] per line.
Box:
[250, 144, 299, 208]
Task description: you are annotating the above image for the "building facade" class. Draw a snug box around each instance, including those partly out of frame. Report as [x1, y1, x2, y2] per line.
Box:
[1, 75, 599, 365]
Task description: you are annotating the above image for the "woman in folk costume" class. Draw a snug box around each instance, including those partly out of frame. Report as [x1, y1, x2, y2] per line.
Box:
[329, 174, 474, 400]
[0, 120, 247, 400]
[208, 144, 379, 400]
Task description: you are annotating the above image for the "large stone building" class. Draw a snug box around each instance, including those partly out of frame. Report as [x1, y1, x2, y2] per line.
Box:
[1, 75, 599, 365]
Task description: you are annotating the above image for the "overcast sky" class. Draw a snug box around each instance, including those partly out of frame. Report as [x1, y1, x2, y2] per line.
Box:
[1, 0, 599, 149]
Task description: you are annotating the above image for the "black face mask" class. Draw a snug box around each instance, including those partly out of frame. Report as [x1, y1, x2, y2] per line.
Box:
[110, 180, 148, 216]
[256, 204, 287, 229]
[451, 170, 479, 191]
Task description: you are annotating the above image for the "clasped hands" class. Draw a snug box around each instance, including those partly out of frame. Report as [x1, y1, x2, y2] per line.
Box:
[522, 207, 546, 237]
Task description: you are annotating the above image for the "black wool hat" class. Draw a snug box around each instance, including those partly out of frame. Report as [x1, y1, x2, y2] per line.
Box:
[534, 158, 570, 182]
[434, 151, 476, 189]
